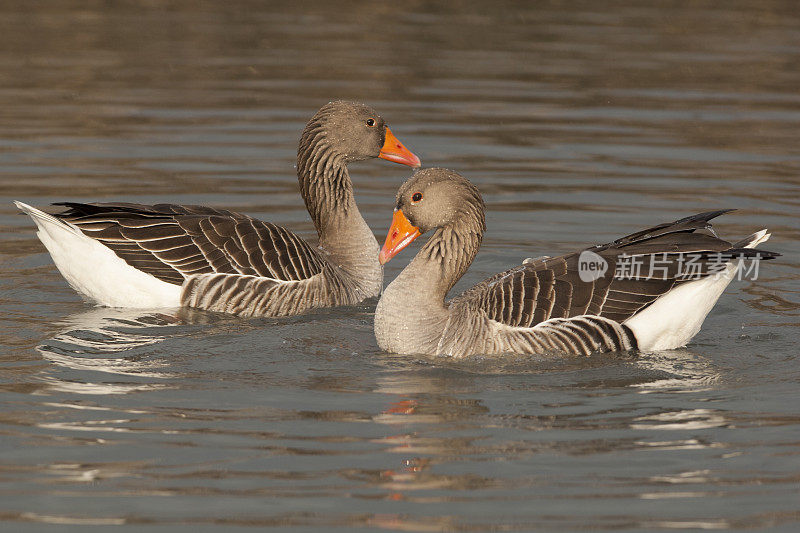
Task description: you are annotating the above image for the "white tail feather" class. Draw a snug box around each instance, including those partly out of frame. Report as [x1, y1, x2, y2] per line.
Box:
[14, 201, 83, 236]
[15, 201, 181, 308]
[735, 229, 770, 249]
[624, 230, 770, 351]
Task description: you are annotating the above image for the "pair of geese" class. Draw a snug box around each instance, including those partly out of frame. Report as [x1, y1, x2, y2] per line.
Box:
[17, 101, 778, 357]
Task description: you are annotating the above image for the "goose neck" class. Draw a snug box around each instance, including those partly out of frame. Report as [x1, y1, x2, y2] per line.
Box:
[417, 218, 484, 297]
[296, 139, 381, 297]
[296, 138, 352, 235]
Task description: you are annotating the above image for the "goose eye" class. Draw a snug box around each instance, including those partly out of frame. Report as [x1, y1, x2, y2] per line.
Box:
[411, 192, 423, 203]
[366, 118, 376, 127]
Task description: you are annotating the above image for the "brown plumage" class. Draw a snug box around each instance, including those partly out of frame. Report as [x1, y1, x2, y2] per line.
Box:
[375, 168, 779, 357]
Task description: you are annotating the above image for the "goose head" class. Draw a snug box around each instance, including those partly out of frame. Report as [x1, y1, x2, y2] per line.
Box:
[302, 101, 421, 168]
[379, 168, 485, 264]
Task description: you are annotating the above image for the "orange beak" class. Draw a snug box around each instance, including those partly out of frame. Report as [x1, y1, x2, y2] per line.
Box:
[379, 127, 421, 168]
[379, 209, 421, 265]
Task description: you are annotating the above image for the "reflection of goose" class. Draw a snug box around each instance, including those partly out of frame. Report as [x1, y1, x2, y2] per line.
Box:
[16, 101, 420, 317]
[634, 348, 720, 393]
[376, 168, 779, 357]
[368, 371, 492, 503]
[36, 308, 181, 393]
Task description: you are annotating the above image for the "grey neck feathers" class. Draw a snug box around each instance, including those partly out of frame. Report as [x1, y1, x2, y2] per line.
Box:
[296, 117, 381, 296]
[297, 120, 351, 236]
[419, 203, 485, 298]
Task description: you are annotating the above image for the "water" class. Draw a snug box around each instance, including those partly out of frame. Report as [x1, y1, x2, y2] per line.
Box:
[1, 1, 799, 530]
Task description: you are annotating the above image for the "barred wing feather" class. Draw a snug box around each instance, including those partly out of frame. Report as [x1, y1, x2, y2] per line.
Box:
[454, 210, 775, 352]
[54, 202, 326, 286]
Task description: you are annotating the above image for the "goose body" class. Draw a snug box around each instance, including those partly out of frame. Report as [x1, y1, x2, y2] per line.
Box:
[375, 168, 779, 357]
[17, 101, 421, 317]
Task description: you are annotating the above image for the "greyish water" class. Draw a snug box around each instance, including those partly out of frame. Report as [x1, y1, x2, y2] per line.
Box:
[1, 1, 799, 531]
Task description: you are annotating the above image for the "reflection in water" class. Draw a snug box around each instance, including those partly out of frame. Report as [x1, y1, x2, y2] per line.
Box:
[370, 372, 493, 503]
[11, 308, 793, 530]
[633, 348, 721, 393]
[34, 376, 168, 396]
[364, 348, 741, 524]
[632, 409, 728, 431]
[19, 514, 126, 526]
[34, 308, 181, 394]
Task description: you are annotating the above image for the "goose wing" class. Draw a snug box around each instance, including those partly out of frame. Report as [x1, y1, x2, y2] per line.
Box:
[53, 202, 326, 286]
[456, 210, 775, 328]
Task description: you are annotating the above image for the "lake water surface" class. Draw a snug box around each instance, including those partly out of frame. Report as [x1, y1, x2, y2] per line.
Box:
[1, 1, 799, 531]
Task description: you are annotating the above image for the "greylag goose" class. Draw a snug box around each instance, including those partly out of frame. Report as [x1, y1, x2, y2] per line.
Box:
[375, 168, 779, 357]
[15, 101, 421, 317]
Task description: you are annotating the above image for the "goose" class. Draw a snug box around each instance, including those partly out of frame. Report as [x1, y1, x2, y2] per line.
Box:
[375, 168, 779, 357]
[15, 101, 421, 317]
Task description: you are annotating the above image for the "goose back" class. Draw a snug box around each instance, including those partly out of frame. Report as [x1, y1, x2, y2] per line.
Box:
[451, 210, 772, 331]
[54, 202, 326, 285]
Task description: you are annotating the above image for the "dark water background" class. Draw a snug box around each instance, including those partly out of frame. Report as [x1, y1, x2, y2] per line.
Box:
[1, 1, 799, 530]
